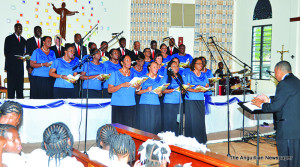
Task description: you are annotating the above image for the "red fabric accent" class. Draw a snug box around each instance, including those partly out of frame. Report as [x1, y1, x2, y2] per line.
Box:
[135, 51, 138, 55]
[152, 50, 155, 59]
[122, 48, 125, 55]
[37, 39, 40, 48]
[77, 45, 80, 56]
[170, 47, 172, 55]
[58, 47, 61, 56]
[18, 36, 20, 42]
[102, 52, 104, 57]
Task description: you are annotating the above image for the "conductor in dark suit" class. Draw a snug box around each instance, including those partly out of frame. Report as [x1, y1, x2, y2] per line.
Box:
[129, 41, 143, 61]
[166, 37, 179, 56]
[118, 37, 130, 57]
[50, 35, 65, 58]
[4, 23, 26, 99]
[26, 26, 42, 81]
[73, 33, 87, 60]
[252, 61, 300, 167]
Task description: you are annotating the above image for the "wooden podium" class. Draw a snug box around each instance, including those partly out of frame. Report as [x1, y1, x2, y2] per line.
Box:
[112, 123, 257, 167]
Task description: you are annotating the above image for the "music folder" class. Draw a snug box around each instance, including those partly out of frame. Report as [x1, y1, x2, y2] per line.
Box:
[238, 102, 263, 114]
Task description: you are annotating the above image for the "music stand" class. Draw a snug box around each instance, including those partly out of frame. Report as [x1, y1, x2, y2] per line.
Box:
[238, 102, 267, 166]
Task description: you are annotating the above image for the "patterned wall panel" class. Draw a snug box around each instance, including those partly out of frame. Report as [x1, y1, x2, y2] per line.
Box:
[194, 0, 234, 71]
[130, 0, 170, 50]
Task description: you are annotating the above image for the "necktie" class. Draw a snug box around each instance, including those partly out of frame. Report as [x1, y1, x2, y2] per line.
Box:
[170, 47, 172, 55]
[102, 52, 104, 57]
[37, 39, 40, 48]
[122, 48, 125, 56]
[77, 45, 80, 56]
[18, 36, 20, 42]
[135, 51, 138, 55]
[152, 50, 155, 59]
[58, 47, 61, 56]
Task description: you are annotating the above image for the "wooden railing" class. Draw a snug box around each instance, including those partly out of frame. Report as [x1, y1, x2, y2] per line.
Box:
[72, 148, 107, 167]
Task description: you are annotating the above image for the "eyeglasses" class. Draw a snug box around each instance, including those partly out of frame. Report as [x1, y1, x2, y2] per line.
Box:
[195, 63, 203, 65]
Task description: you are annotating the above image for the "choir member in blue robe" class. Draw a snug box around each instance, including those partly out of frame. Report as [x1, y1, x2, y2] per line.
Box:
[137, 62, 164, 134]
[80, 49, 105, 98]
[142, 48, 153, 69]
[102, 49, 122, 98]
[162, 60, 185, 135]
[160, 43, 171, 65]
[184, 57, 209, 143]
[49, 43, 79, 98]
[30, 36, 56, 99]
[108, 55, 140, 128]
[200, 56, 214, 114]
[171, 44, 193, 69]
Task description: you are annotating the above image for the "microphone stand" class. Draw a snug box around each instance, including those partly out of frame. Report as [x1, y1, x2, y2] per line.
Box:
[72, 31, 123, 155]
[199, 35, 217, 70]
[209, 37, 253, 142]
[171, 73, 188, 136]
[209, 37, 232, 157]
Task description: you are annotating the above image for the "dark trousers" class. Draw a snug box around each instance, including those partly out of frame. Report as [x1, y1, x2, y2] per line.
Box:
[30, 76, 54, 99]
[163, 103, 182, 136]
[139, 104, 161, 134]
[7, 70, 24, 99]
[112, 105, 136, 128]
[82, 89, 102, 98]
[277, 139, 300, 167]
[53, 87, 76, 99]
[102, 88, 112, 98]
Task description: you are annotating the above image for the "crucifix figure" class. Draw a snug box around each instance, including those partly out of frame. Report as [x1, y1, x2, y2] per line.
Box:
[277, 45, 289, 61]
[52, 2, 79, 40]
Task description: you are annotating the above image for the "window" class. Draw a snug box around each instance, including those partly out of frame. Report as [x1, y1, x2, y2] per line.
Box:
[171, 3, 195, 27]
[253, 0, 272, 20]
[251, 25, 272, 80]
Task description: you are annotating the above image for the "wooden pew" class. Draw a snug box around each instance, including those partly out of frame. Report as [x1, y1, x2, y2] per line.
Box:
[112, 123, 257, 167]
[72, 148, 107, 167]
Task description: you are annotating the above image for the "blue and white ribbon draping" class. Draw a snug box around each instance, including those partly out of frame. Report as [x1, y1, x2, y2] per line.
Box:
[204, 95, 241, 115]
[0, 100, 111, 109]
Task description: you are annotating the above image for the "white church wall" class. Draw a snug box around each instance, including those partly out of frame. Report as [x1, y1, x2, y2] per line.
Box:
[169, 27, 195, 56]
[0, 0, 131, 89]
[233, 0, 299, 94]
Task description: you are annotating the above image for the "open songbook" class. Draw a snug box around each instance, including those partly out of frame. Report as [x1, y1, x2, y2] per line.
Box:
[14, 54, 31, 60]
[174, 84, 194, 92]
[194, 85, 214, 91]
[179, 59, 190, 68]
[243, 101, 261, 111]
[66, 74, 81, 83]
[208, 77, 221, 83]
[129, 77, 148, 86]
[97, 74, 111, 81]
[152, 83, 170, 94]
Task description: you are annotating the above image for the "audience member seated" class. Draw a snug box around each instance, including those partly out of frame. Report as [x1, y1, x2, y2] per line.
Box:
[88, 124, 118, 166]
[134, 139, 171, 167]
[0, 124, 25, 167]
[109, 134, 136, 167]
[0, 101, 23, 129]
[26, 122, 83, 167]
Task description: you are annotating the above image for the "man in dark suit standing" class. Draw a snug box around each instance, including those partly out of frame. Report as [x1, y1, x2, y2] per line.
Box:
[4, 23, 26, 99]
[166, 37, 179, 56]
[129, 41, 143, 61]
[150, 40, 161, 59]
[26, 26, 42, 82]
[100, 41, 110, 60]
[50, 35, 65, 58]
[118, 37, 130, 57]
[73, 33, 87, 60]
[252, 61, 300, 167]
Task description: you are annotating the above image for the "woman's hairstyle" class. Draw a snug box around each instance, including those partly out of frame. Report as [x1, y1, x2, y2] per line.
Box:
[171, 57, 179, 63]
[42, 36, 52, 43]
[147, 61, 157, 72]
[65, 43, 75, 51]
[154, 53, 163, 62]
[190, 57, 202, 71]
[166, 61, 183, 84]
[96, 124, 118, 148]
[160, 43, 167, 49]
[199, 56, 207, 66]
[109, 134, 136, 165]
[120, 55, 131, 67]
[109, 48, 120, 60]
[136, 53, 145, 61]
[0, 101, 23, 126]
[42, 122, 74, 166]
[0, 124, 17, 137]
[179, 44, 185, 48]
[138, 139, 171, 167]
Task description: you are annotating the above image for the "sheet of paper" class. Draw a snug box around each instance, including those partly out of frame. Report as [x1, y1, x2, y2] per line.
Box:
[244, 101, 261, 111]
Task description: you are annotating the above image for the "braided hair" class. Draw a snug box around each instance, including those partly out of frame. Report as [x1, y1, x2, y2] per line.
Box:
[138, 139, 171, 167]
[42, 122, 74, 167]
[166, 60, 183, 84]
[0, 101, 23, 127]
[109, 134, 136, 165]
[0, 124, 17, 137]
[96, 124, 118, 149]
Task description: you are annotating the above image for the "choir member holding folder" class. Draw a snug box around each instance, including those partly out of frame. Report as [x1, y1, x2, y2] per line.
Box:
[80, 49, 105, 98]
[30, 36, 56, 99]
[184, 57, 209, 144]
[137, 62, 164, 134]
[49, 44, 79, 98]
[108, 55, 140, 128]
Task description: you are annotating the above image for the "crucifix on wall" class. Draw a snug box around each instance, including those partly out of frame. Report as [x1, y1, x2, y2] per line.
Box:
[277, 45, 289, 61]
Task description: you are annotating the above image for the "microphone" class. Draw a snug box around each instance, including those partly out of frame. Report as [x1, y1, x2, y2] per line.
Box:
[163, 37, 170, 41]
[112, 33, 118, 35]
[266, 70, 274, 74]
[168, 67, 176, 77]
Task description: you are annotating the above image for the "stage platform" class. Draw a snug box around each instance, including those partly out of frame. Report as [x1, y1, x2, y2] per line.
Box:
[1, 94, 273, 143]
